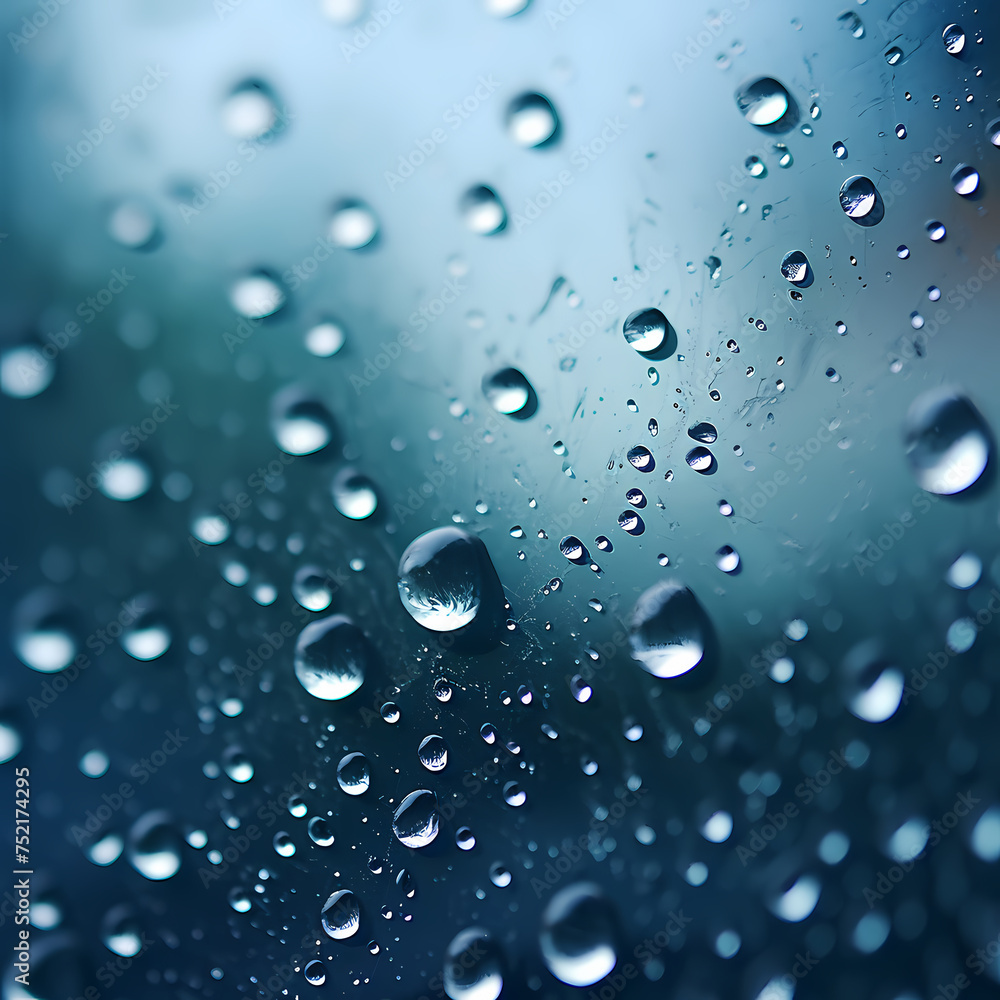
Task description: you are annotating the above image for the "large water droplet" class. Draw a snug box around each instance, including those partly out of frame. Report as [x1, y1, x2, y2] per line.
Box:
[398, 526, 494, 631]
[506, 92, 559, 147]
[337, 751, 371, 795]
[321, 889, 360, 939]
[329, 199, 379, 249]
[482, 368, 535, 417]
[271, 390, 335, 456]
[735, 77, 791, 127]
[688, 421, 718, 444]
[443, 927, 505, 1000]
[293, 614, 373, 700]
[622, 308, 667, 354]
[942, 23, 965, 55]
[127, 811, 181, 880]
[951, 163, 980, 196]
[839, 175, 879, 219]
[629, 579, 713, 678]
[540, 883, 618, 987]
[223, 79, 280, 140]
[332, 467, 378, 519]
[418, 734, 449, 772]
[903, 388, 991, 495]
[461, 185, 506, 235]
[780, 250, 811, 284]
[392, 789, 440, 848]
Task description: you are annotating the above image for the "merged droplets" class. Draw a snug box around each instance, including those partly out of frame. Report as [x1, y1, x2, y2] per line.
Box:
[328, 199, 379, 250]
[293, 614, 373, 700]
[482, 367, 535, 417]
[540, 883, 618, 987]
[443, 927, 505, 1000]
[392, 789, 440, 848]
[321, 889, 360, 939]
[629, 579, 713, 678]
[622, 308, 667, 354]
[337, 751, 371, 795]
[461, 185, 507, 235]
[903, 388, 991, 495]
[397, 526, 493, 631]
[735, 77, 791, 127]
[506, 92, 559, 148]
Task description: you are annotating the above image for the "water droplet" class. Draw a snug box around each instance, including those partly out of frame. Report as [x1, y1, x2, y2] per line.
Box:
[629, 579, 713, 678]
[107, 199, 158, 250]
[222, 747, 254, 782]
[926, 220, 946, 242]
[540, 883, 618, 987]
[942, 23, 965, 55]
[897, 245, 910, 259]
[904, 388, 991, 494]
[503, 781, 526, 806]
[1, 344, 54, 399]
[716, 545, 740, 573]
[885, 46, 903, 65]
[272, 831, 295, 857]
[483, 368, 535, 416]
[304, 960, 327, 986]
[101, 906, 143, 957]
[392, 789, 440, 848]
[328, 199, 378, 249]
[832, 140, 847, 159]
[622, 308, 667, 354]
[228, 886, 251, 913]
[768, 875, 820, 922]
[321, 889, 360, 939]
[838, 10, 865, 37]
[745, 155, 767, 178]
[735, 77, 791, 127]
[292, 566, 335, 613]
[332, 467, 378, 519]
[841, 641, 904, 723]
[689, 421, 718, 444]
[461, 185, 507, 235]
[127, 811, 181, 881]
[270, 390, 335, 456]
[627, 445, 654, 471]
[840, 175, 879, 219]
[895, 123, 907, 139]
[99, 457, 152, 502]
[120, 603, 171, 661]
[951, 163, 980, 196]
[397, 526, 494, 631]
[506, 92, 559, 147]
[308, 816, 335, 847]
[293, 615, 374, 700]
[337, 751, 371, 795]
[418, 734, 449, 772]
[230, 271, 285, 319]
[443, 928, 505, 1000]
[489, 862, 512, 887]
[686, 446, 714, 472]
